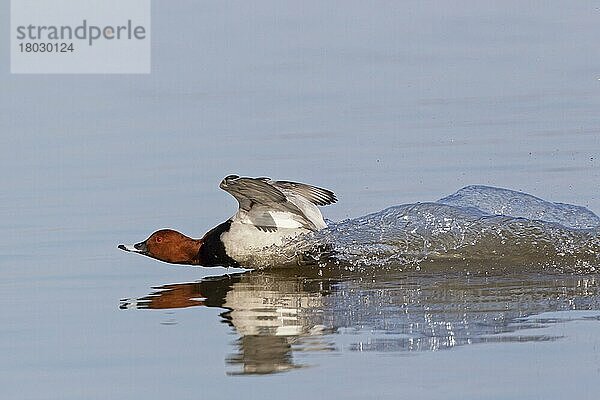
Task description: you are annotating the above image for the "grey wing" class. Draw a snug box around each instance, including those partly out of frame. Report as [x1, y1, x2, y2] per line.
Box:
[272, 180, 337, 206]
[220, 175, 287, 211]
[219, 175, 311, 230]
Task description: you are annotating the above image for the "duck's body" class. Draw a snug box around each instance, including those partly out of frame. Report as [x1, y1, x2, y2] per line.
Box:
[119, 175, 336, 267]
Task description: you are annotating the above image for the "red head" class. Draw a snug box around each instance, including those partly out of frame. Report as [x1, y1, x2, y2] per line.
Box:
[119, 229, 202, 265]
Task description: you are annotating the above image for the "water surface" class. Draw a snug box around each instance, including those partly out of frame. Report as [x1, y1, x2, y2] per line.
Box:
[1, 1, 600, 399]
[122, 267, 600, 376]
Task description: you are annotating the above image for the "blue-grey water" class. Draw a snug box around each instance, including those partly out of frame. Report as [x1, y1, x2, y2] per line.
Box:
[2, 1, 600, 399]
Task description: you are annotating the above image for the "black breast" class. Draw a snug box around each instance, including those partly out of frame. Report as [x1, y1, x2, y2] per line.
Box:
[196, 220, 240, 267]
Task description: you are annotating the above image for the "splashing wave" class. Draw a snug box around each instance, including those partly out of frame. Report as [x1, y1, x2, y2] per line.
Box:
[301, 186, 599, 269]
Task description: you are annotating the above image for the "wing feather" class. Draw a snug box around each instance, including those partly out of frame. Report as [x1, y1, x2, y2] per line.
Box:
[220, 176, 286, 211]
[272, 180, 337, 206]
[219, 175, 335, 232]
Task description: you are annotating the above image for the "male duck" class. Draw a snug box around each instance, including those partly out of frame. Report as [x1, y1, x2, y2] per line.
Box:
[118, 175, 337, 267]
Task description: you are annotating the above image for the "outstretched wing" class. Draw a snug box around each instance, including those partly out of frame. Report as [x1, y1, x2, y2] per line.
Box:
[219, 175, 287, 211]
[272, 180, 337, 206]
[219, 175, 337, 231]
[219, 175, 313, 231]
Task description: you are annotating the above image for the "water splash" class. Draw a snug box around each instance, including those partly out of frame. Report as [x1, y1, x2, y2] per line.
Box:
[438, 185, 600, 229]
[299, 186, 600, 269]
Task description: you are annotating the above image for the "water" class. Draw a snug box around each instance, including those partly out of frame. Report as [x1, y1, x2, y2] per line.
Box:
[1, 1, 600, 399]
[312, 186, 599, 267]
[121, 269, 600, 375]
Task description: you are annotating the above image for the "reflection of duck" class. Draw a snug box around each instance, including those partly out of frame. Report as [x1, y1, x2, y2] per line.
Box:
[121, 267, 600, 375]
[122, 270, 337, 374]
[118, 175, 336, 267]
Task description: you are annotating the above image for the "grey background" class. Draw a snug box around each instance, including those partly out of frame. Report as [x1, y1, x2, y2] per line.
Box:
[1, 1, 599, 399]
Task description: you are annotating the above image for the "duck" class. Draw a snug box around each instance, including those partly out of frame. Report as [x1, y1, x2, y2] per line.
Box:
[118, 175, 337, 267]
